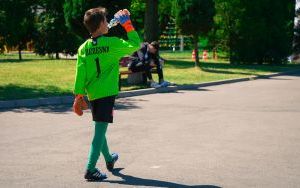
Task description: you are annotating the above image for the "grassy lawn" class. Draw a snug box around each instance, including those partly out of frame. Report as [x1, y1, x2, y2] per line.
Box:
[1, 52, 300, 101]
[161, 51, 300, 84]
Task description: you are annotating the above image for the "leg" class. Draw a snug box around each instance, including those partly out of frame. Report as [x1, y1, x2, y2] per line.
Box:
[157, 65, 164, 83]
[153, 60, 164, 83]
[154, 60, 172, 87]
[86, 121, 108, 172]
[101, 136, 113, 162]
[144, 63, 153, 81]
[102, 134, 119, 171]
[145, 69, 154, 83]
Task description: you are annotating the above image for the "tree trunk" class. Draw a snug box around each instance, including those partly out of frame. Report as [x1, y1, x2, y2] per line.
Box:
[180, 35, 184, 51]
[56, 52, 60, 59]
[18, 46, 22, 61]
[144, 0, 159, 42]
[193, 35, 200, 67]
[293, 0, 299, 57]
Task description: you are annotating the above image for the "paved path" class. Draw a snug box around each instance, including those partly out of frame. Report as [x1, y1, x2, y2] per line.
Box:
[1, 73, 300, 188]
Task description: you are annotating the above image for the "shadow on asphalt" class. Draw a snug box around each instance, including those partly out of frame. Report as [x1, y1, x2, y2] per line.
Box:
[0, 88, 213, 113]
[0, 104, 73, 114]
[259, 77, 293, 80]
[0, 84, 72, 101]
[103, 168, 221, 188]
[0, 98, 146, 113]
[115, 98, 146, 111]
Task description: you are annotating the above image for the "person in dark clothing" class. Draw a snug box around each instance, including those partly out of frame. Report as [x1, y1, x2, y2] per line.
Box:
[128, 41, 171, 88]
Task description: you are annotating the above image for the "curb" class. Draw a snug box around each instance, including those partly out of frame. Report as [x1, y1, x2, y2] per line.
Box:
[1, 70, 300, 109]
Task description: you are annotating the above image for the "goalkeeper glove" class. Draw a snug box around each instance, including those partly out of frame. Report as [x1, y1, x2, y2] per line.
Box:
[73, 94, 88, 116]
[114, 9, 134, 32]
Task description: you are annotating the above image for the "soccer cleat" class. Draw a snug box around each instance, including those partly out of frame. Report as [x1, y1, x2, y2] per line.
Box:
[106, 153, 119, 171]
[150, 81, 161, 88]
[84, 168, 107, 181]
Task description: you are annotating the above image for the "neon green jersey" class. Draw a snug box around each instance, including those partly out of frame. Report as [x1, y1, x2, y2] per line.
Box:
[74, 31, 140, 100]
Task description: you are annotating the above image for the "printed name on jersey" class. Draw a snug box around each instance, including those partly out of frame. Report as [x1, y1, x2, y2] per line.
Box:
[85, 46, 109, 56]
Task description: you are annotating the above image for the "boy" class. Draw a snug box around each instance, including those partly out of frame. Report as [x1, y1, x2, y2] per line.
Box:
[73, 7, 140, 181]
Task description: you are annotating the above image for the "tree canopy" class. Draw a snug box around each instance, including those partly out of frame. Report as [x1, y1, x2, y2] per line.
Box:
[0, 0, 36, 60]
[0, 0, 296, 64]
[34, 0, 81, 58]
[63, 0, 131, 39]
[229, 0, 294, 64]
[175, 0, 215, 66]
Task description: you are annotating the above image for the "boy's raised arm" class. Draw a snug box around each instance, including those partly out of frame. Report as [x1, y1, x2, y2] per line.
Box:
[111, 9, 141, 57]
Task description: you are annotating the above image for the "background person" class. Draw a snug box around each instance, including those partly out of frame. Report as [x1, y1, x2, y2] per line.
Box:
[128, 41, 172, 88]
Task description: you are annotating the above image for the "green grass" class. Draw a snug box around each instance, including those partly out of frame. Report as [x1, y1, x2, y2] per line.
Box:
[0, 53, 75, 100]
[1, 52, 300, 101]
[161, 51, 300, 85]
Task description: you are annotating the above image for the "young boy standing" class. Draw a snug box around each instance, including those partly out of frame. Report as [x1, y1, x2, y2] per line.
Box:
[73, 7, 140, 181]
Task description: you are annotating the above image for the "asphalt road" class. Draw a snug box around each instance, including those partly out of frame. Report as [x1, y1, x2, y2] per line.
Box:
[1, 73, 300, 188]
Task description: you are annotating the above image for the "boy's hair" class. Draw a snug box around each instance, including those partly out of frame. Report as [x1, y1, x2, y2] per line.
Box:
[83, 7, 107, 34]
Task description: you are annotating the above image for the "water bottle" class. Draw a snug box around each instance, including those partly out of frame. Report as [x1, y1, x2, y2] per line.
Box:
[108, 18, 119, 29]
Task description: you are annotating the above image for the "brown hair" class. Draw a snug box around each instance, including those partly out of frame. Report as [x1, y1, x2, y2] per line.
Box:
[83, 7, 107, 34]
[150, 41, 159, 50]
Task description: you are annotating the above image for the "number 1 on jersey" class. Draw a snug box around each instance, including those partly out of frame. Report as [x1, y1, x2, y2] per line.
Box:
[95, 57, 101, 78]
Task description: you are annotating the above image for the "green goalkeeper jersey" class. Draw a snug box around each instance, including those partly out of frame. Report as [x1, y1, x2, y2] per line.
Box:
[74, 31, 140, 100]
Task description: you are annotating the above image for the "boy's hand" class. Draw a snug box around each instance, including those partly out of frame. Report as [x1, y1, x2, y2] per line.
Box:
[114, 9, 134, 32]
[114, 9, 130, 24]
[73, 94, 88, 116]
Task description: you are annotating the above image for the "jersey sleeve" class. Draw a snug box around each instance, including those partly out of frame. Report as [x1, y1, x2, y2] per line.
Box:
[111, 30, 141, 59]
[73, 47, 87, 95]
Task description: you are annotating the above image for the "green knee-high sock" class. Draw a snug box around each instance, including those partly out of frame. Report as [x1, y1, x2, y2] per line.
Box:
[86, 121, 109, 172]
[102, 136, 113, 163]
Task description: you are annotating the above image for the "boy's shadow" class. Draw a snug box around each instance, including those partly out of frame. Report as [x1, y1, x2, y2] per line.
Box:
[104, 168, 221, 188]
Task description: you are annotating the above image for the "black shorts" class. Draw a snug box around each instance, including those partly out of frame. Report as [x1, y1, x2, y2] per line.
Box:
[90, 96, 116, 123]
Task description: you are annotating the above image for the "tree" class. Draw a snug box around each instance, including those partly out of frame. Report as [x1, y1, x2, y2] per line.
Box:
[63, 0, 131, 40]
[130, 0, 174, 42]
[212, 0, 243, 55]
[0, 10, 6, 53]
[175, 0, 215, 67]
[158, 0, 175, 33]
[293, 0, 300, 57]
[130, 0, 145, 36]
[0, 0, 36, 60]
[34, 0, 81, 58]
[230, 0, 294, 64]
[144, 0, 159, 42]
